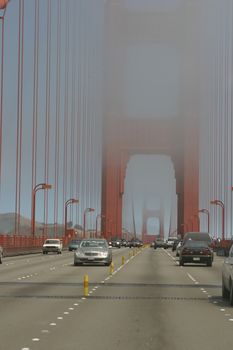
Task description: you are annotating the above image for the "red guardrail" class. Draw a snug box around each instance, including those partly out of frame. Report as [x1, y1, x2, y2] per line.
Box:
[0, 235, 70, 249]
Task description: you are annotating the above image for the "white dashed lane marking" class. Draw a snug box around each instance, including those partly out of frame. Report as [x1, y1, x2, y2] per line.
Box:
[18, 249, 142, 349]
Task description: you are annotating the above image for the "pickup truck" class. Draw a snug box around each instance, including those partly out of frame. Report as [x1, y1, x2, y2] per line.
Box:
[42, 239, 63, 254]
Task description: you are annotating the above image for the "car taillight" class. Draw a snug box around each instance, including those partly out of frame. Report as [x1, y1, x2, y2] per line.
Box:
[182, 248, 191, 254]
[202, 248, 211, 255]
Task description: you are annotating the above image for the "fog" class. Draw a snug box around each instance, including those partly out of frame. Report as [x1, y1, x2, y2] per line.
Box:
[104, 0, 198, 238]
[0, 0, 233, 238]
[104, 0, 233, 238]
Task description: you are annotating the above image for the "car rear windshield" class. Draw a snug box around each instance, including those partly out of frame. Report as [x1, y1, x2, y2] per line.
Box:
[81, 240, 107, 248]
[70, 240, 81, 244]
[45, 240, 60, 244]
[184, 233, 211, 242]
[184, 240, 209, 248]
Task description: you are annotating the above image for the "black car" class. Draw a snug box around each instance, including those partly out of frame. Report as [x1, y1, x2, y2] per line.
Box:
[179, 240, 213, 266]
[154, 239, 168, 249]
[120, 239, 128, 247]
[128, 239, 142, 248]
[172, 239, 181, 252]
[68, 239, 82, 251]
[111, 239, 122, 248]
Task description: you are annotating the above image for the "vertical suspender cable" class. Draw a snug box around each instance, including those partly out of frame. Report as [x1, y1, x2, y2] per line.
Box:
[54, 0, 61, 236]
[230, 3, 233, 235]
[75, 0, 81, 227]
[83, 0, 88, 211]
[80, 1, 87, 213]
[62, 2, 70, 226]
[0, 10, 6, 195]
[85, 1, 91, 214]
[70, 0, 76, 224]
[31, 0, 39, 226]
[44, 0, 51, 235]
[15, 0, 24, 236]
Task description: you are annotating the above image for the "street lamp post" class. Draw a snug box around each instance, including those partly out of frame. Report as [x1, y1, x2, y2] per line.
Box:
[198, 209, 210, 233]
[64, 198, 79, 237]
[210, 200, 225, 240]
[31, 183, 52, 238]
[95, 214, 105, 238]
[83, 207, 95, 238]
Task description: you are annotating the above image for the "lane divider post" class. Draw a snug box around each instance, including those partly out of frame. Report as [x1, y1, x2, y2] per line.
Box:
[109, 261, 114, 275]
[84, 274, 89, 297]
[121, 256, 125, 265]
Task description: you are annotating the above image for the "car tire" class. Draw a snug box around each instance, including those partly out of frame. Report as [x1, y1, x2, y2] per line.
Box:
[222, 278, 230, 299]
[207, 260, 212, 267]
[179, 259, 184, 266]
[229, 281, 233, 306]
[0, 256, 2, 264]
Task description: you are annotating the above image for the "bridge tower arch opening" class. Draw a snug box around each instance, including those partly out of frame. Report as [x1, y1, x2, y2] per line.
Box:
[122, 154, 177, 243]
[101, 117, 199, 241]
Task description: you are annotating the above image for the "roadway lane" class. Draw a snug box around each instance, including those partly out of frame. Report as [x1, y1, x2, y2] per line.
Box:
[0, 247, 233, 350]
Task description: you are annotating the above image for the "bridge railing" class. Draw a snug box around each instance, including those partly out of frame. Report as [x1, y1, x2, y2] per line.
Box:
[0, 235, 71, 256]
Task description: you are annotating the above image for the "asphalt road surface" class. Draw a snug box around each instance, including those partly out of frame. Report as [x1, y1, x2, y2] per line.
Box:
[0, 247, 232, 350]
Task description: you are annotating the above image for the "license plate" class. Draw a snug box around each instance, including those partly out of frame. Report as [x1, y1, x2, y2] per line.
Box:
[88, 257, 95, 260]
[193, 257, 200, 261]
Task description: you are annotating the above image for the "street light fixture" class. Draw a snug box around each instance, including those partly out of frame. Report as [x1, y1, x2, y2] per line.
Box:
[0, 1, 9, 11]
[95, 214, 105, 238]
[64, 198, 79, 237]
[83, 207, 95, 238]
[198, 209, 210, 233]
[31, 183, 52, 237]
[210, 200, 225, 240]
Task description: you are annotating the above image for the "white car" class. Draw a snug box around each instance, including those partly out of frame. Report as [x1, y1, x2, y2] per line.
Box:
[222, 244, 233, 304]
[176, 241, 183, 257]
[42, 239, 63, 254]
[166, 237, 177, 248]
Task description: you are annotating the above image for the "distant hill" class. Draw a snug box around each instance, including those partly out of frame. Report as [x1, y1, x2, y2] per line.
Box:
[0, 213, 64, 237]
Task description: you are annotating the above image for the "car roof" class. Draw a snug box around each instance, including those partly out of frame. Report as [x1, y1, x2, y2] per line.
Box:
[183, 232, 211, 241]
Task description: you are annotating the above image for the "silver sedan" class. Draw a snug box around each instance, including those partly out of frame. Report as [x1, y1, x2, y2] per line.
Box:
[74, 239, 112, 266]
[222, 244, 233, 305]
